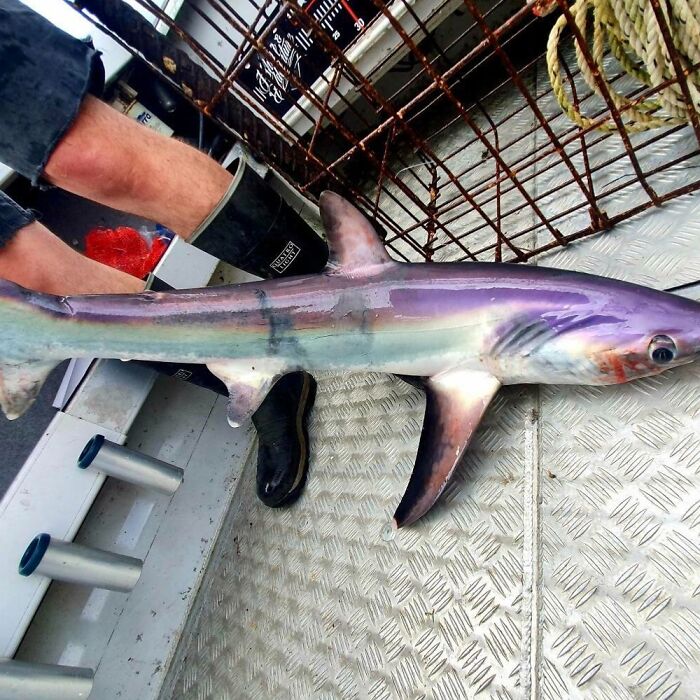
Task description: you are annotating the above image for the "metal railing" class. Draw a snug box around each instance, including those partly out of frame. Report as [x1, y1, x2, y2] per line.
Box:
[69, 0, 700, 263]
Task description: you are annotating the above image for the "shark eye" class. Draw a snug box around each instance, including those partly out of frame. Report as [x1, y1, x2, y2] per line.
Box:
[649, 335, 677, 364]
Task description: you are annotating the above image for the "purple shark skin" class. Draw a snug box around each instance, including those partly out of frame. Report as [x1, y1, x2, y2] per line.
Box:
[1, 192, 700, 527]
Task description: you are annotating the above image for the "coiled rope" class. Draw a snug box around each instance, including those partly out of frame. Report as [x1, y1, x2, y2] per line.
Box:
[546, 0, 700, 132]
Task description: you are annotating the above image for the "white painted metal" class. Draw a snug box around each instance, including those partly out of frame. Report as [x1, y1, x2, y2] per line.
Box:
[151, 237, 219, 290]
[14, 379, 228, 679]
[88, 399, 256, 700]
[0, 413, 124, 658]
[0, 164, 14, 189]
[53, 360, 95, 411]
[63, 360, 157, 434]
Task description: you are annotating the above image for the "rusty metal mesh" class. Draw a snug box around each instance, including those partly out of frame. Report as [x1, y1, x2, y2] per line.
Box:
[69, 0, 700, 263]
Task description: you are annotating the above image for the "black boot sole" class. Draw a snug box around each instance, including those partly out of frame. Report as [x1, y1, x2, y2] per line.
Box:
[261, 372, 317, 509]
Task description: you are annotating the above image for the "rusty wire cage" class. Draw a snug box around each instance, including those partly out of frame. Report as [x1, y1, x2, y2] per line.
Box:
[68, 0, 700, 264]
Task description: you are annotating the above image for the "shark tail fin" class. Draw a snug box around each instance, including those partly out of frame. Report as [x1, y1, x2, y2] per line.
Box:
[0, 359, 61, 420]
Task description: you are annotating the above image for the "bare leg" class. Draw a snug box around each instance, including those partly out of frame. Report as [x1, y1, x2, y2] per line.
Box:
[0, 220, 144, 296]
[43, 96, 232, 239]
[0, 97, 228, 296]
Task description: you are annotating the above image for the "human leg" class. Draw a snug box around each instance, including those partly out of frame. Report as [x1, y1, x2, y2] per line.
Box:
[0, 0, 146, 295]
[43, 95, 232, 238]
[0, 0, 230, 240]
[0, 191, 143, 296]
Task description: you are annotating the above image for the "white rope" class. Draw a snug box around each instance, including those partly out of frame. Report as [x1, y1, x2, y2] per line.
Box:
[546, 0, 700, 131]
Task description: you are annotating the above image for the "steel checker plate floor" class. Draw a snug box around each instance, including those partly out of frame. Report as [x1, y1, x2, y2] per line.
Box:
[167, 374, 533, 700]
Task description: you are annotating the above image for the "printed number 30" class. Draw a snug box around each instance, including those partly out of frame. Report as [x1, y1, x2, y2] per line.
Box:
[354, 17, 365, 31]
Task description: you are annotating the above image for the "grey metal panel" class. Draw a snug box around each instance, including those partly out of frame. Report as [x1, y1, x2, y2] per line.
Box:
[531, 44, 700, 700]
[534, 193, 700, 699]
[538, 365, 700, 700]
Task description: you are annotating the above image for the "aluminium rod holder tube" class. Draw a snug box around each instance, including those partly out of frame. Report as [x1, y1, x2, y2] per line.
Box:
[78, 434, 183, 495]
[18, 534, 142, 593]
[0, 658, 93, 699]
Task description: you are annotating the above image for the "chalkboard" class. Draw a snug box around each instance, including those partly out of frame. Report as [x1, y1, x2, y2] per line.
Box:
[237, 0, 382, 118]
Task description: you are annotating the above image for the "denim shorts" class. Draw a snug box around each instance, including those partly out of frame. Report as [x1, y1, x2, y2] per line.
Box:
[0, 0, 104, 247]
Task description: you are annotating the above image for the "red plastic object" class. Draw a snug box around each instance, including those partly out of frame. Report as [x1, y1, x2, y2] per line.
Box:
[84, 226, 169, 279]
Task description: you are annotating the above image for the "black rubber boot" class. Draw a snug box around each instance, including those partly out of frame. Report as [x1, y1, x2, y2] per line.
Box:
[189, 155, 329, 278]
[396, 374, 425, 390]
[252, 371, 317, 508]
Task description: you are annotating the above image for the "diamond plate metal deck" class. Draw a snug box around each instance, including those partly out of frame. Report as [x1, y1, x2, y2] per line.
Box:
[538, 365, 700, 700]
[167, 374, 534, 700]
[162, 53, 700, 700]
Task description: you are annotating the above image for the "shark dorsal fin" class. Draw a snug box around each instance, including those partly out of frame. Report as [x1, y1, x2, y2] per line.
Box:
[319, 191, 393, 276]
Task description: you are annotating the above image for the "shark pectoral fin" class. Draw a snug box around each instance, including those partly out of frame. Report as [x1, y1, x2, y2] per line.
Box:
[0, 359, 61, 420]
[393, 369, 501, 528]
[319, 191, 395, 276]
[206, 360, 286, 428]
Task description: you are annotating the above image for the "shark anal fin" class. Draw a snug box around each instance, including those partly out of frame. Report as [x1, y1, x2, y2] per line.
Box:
[207, 360, 288, 427]
[0, 359, 61, 420]
[319, 191, 394, 275]
[393, 369, 501, 528]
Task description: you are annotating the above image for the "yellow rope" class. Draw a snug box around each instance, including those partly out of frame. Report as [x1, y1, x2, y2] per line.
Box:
[546, 0, 700, 132]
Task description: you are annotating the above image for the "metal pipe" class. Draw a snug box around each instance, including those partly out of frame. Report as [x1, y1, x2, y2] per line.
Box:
[18, 534, 142, 593]
[78, 435, 183, 495]
[0, 658, 93, 699]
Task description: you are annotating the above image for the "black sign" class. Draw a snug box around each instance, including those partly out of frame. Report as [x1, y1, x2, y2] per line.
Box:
[237, 0, 382, 117]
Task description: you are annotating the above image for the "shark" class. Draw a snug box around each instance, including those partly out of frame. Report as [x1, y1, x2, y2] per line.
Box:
[1, 191, 699, 527]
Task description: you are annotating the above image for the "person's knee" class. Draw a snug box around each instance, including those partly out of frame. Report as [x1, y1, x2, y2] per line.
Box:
[46, 138, 136, 201]
[43, 96, 144, 204]
[41, 95, 232, 236]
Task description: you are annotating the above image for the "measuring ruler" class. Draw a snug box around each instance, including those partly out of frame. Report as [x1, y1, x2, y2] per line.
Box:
[237, 0, 381, 118]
